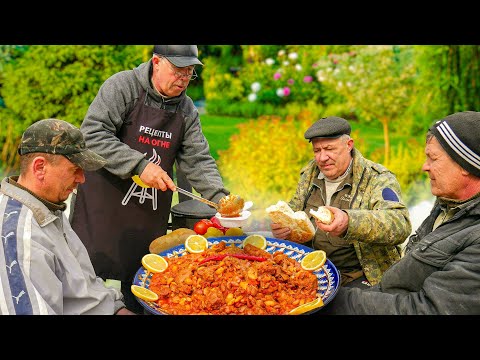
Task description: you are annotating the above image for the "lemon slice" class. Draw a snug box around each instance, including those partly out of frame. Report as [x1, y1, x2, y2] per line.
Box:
[141, 253, 168, 273]
[185, 234, 209, 253]
[242, 234, 267, 250]
[300, 250, 327, 271]
[225, 227, 244, 236]
[132, 175, 150, 188]
[131, 285, 159, 302]
[289, 296, 324, 315]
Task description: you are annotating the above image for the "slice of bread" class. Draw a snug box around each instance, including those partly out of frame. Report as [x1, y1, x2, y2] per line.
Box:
[266, 201, 316, 243]
[309, 206, 334, 225]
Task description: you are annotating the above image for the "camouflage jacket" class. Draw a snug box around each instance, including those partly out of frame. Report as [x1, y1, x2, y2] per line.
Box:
[289, 148, 412, 285]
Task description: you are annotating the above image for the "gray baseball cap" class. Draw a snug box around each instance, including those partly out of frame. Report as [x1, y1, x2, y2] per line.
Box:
[153, 45, 203, 67]
[18, 118, 107, 171]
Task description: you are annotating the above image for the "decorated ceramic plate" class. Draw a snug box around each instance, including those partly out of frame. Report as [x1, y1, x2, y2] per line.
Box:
[132, 236, 340, 315]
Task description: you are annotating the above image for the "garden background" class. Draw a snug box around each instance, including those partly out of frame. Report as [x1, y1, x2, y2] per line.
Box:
[1, 45, 479, 216]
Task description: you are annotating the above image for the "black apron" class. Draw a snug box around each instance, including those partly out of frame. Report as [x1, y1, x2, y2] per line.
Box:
[72, 89, 185, 283]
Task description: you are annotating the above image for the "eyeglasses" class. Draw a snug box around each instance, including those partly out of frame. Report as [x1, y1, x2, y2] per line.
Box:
[159, 56, 198, 81]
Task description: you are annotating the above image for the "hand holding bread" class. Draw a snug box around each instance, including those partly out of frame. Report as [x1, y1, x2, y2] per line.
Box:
[310, 206, 350, 238]
[266, 201, 315, 243]
[309, 206, 334, 225]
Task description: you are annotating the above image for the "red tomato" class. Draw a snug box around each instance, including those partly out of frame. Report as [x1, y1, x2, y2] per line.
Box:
[200, 219, 214, 227]
[193, 219, 214, 235]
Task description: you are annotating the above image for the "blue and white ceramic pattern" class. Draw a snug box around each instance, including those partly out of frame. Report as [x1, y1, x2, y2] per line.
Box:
[133, 236, 340, 315]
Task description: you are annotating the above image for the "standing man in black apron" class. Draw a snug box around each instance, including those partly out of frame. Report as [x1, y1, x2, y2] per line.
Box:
[71, 45, 230, 314]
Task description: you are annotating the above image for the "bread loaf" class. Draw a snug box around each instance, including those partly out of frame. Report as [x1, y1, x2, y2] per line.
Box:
[309, 206, 334, 225]
[266, 201, 316, 243]
[149, 228, 197, 254]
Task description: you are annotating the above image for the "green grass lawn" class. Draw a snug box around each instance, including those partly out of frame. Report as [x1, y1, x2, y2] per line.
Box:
[200, 114, 249, 160]
[200, 114, 422, 161]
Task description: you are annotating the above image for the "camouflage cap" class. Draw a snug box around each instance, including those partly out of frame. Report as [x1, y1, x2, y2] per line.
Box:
[18, 118, 107, 171]
[304, 116, 352, 142]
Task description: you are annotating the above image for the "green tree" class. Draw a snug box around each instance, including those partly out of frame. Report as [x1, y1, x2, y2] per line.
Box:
[0, 45, 150, 174]
[410, 45, 480, 131]
[0, 45, 29, 108]
[314, 45, 417, 164]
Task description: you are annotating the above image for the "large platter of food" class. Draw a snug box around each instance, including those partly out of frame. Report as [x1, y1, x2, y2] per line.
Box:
[132, 236, 340, 315]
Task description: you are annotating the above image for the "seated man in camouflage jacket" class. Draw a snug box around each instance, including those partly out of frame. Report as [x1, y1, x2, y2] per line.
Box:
[271, 116, 412, 288]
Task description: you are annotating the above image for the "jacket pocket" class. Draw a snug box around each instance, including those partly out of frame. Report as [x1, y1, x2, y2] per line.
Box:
[411, 235, 461, 267]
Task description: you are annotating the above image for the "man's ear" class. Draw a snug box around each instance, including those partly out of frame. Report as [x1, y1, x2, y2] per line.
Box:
[347, 138, 354, 151]
[152, 55, 161, 66]
[32, 156, 47, 180]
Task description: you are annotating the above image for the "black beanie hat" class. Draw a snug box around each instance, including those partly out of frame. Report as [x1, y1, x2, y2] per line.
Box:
[430, 111, 480, 178]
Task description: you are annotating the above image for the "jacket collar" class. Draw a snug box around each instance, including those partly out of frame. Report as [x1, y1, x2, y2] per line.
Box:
[1, 177, 61, 226]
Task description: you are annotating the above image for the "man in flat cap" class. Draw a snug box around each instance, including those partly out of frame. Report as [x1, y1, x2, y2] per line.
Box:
[0, 119, 135, 314]
[325, 111, 480, 314]
[271, 116, 412, 288]
[70, 45, 231, 313]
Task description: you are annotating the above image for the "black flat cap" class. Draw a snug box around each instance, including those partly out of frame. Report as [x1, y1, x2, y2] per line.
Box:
[304, 116, 352, 141]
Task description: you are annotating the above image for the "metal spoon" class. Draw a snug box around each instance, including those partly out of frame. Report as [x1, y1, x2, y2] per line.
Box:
[175, 187, 219, 210]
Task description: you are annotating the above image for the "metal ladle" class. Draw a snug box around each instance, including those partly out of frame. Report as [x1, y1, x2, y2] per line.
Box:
[175, 187, 253, 213]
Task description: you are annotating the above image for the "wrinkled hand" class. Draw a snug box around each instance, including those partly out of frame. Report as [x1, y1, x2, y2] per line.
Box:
[313, 206, 349, 238]
[139, 162, 176, 191]
[270, 222, 291, 240]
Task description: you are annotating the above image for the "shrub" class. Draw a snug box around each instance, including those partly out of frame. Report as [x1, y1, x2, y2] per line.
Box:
[0, 45, 149, 174]
[217, 111, 316, 210]
[204, 45, 352, 119]
[384, 138, 428, 204]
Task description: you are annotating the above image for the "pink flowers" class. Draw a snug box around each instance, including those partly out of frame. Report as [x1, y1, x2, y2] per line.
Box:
[277, 87, 291, 97]
[303, 76, 313, 83]
[246, 47, 322, 103]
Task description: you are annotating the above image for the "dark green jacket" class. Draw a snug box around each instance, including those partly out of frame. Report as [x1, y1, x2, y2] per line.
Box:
[330, 194, 480, 314]
[289, 148, 412, 285]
